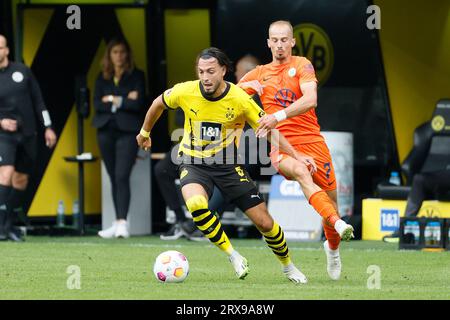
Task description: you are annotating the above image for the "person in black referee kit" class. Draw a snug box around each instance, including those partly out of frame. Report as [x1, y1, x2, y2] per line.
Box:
[93, 37, 146, 239]
[0, 34, 57, 241]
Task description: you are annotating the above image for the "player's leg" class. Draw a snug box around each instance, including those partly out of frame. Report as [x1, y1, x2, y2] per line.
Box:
[278, 156, 339, 224]
[321, 188, 343, 280]
[219, 164, 305, 283]
[322, 189, 342, 249]
[181, 181, 249, 279]
[298, 142, 351, 280]
[241, 200, 307, 284]
[277, 154, 353, 241]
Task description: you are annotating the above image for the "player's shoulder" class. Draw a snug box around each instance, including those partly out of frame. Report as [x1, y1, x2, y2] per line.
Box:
[293, 56, 313, 67]
[229, 82, 252, 98]
[228, 82, 258, 109]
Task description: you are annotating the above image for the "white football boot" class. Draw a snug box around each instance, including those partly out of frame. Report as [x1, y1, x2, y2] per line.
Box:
[323, 240, 341, 280]
[334, 219, 355, 241]
[283, 264, 308, 284]
[229, 251, 249, 279]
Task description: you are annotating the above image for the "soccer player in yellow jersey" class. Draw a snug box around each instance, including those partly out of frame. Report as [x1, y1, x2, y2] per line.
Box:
[137, 47, 317, 283]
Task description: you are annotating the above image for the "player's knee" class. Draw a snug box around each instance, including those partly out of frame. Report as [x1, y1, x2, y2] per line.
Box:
[185, 195, 209, 216]
[254, 212, 274, 233]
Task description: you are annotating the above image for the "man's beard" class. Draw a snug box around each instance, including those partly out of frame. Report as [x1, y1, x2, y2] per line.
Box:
[202, 83, 218, 96]
[275, 52, 286, 61]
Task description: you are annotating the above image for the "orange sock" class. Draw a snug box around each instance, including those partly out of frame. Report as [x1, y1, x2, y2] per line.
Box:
[308, 190, 340, 227]
[323, 219, 340, 250]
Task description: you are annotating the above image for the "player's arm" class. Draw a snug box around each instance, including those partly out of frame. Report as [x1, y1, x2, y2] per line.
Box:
[136, 94, 166, 151]
[266, 129, 317, 174]
[255, 81, 317, 137]
[244, 97, 317, 173]
[283, 81, 317, 118]
[237, 69, 265, 95]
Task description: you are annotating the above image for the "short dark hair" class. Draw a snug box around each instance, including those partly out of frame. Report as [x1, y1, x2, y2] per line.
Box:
[196, 47, 234, 73]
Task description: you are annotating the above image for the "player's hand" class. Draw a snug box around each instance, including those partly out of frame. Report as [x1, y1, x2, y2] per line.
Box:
[136, 133, 152, 151]
[256, 114, 277, 137]
[239, 80, 265, 95]
[127, 91, 138, 100]
[45, 128, 57, 148]
[294, 151, 317, 175]
[0, 119, 18, 132]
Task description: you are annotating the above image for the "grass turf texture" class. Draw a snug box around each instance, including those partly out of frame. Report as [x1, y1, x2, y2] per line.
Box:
[0, 237, 449, 299]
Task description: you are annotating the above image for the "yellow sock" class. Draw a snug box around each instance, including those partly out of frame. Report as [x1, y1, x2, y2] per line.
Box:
[186, 195, 233, 255]
[262, 222, 292, 266]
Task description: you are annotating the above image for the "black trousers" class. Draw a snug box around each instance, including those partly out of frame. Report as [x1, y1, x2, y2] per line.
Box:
[97, 122, 138, 220]
[154, 147, 183, 213]
[405, 170, 450, 216]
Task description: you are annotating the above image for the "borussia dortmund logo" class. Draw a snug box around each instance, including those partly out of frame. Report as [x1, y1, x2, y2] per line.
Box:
[226, 107, 235, 120]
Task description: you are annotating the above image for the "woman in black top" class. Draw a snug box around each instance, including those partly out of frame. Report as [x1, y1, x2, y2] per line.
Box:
[93, 37, 146, 238]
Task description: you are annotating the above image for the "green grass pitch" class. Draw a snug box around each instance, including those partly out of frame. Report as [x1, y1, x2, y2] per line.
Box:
[0, 236, 449, 300]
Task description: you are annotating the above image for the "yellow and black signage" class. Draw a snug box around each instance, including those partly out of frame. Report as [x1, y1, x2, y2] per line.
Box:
[292, 23, 334, 86]
[20, 5, 148, 217]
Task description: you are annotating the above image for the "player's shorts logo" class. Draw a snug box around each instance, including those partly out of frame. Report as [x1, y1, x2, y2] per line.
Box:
[275, 89, 297, 107]
[292, 23, 334, 86]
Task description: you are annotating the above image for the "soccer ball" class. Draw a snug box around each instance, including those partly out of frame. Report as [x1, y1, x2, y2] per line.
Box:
[153, 250, 189, 283]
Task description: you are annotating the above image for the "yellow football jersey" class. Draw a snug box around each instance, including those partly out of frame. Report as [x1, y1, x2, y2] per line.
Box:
[162, 80, 264, 161]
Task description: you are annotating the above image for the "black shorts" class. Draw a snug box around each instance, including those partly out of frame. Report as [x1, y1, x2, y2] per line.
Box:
[0, 132, 37, 174]
[178, 163, 264, 212]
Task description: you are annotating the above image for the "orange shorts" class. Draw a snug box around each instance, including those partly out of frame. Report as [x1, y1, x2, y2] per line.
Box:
[270, 141, 337, 191]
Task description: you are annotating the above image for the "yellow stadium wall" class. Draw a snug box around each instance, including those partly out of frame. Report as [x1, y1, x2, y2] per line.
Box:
[20, 5, 148, 217]
[164, 9, 211, 134]
[375, 0, 450, 164]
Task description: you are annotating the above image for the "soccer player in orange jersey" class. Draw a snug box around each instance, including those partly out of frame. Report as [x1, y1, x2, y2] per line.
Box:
[238, 20, 354, 281]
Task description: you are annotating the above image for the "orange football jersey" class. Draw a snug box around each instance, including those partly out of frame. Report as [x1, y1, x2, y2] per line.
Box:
[239, 56, 323, 145]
